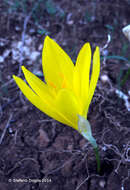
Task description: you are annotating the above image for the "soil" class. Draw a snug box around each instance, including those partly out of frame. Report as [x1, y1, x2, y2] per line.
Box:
[0, 0, 130, 190]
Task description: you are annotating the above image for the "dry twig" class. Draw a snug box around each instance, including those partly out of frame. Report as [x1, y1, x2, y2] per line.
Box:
[0, 113, 13, 144]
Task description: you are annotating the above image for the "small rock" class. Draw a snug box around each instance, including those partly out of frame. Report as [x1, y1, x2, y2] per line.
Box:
[101, 74, 109, 83]
[99, 179, 106, 188]
[29, 28, 35, 34]
[3, 50, 10, 58]
[122, 25, 130, 41]
[30, 51, 40, 61]
[25, 36, 32, 46]
[12, 49, 20, 60]
[16, 41, 23, 49]
[0, 42, 5, 46]
[0, 56, 4, 63]
[102, 146, 107, 151]
[15, 26, 21, 31]
[7, 75, 11, 80]
[23, 46, 30, 57]
[38, 44, 43, 51]
[67, 20, 74, 25]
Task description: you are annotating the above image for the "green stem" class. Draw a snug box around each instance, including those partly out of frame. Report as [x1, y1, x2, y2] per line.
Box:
[78, 115, 101, 173]
[94, 146, 100, 173]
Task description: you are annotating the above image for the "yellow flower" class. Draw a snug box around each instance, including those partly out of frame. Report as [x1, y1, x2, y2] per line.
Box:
[13, 36, 100, 131]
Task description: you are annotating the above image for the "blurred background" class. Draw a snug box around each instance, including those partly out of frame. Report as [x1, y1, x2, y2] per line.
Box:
[0, 0, 130, 190]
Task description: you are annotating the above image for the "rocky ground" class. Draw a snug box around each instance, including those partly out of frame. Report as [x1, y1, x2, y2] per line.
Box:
[0, 0, 130, 189]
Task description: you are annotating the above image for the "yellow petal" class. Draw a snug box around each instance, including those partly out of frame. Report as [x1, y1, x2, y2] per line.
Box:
[73, 67, 80, 98]
[84, 46, 100, 116]
[74, 43, 91, 114]
[42, 36, 74, 90]
[21, 66, 55, 105]
[13, 75, 73, 126]
[55, 89, 81, 129]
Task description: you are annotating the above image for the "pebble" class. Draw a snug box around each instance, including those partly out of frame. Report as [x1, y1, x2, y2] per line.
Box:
[15, 26, 21, 31]
[67, 20, 74, 25]
[29, 28, 35, 34]
[17, 41, 23, 49]
[30, 51, 40, 61]
[99, 179, 106, 188]
[1, 34, 41, 64]
[38, 44, 43, 51]
[3, 49, 10, 58]
[0, 42, 5, 46]
[122, 25, 130, 41]
[0, 56, 4, 63]
[25, 36, 32, 46]
[23, 46, 30, 57]
[101, 74, 109, 83]
[12, 49, 20, 60]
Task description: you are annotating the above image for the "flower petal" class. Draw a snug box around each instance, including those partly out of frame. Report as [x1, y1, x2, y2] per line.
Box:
[73, 67, 80, 98]
[42, 36, 74, 90]
[84, 46, 100, 116]
[21, 66, 55, 105]
[13, 75, 73, 126]
[74, 43, 91, 116]
[55, 89, 81, 129]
